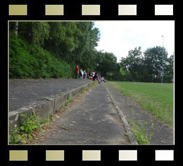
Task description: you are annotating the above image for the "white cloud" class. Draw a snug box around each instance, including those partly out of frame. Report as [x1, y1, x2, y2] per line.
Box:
[94, 21, 174, 62]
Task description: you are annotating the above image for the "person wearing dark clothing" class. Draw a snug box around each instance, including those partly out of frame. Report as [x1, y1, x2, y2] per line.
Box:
[93, 73, 100, 83]
[93, 73, 97, 81]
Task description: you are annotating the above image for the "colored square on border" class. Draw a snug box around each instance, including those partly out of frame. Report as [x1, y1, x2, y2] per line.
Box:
[45, 5, 64, 15]
[9, 5, 27, 15]
[9, 150, 28, 161]
[155, 5, 173, 15]
[118, 5, 137, 15]
[155, 150, 174, 161]
[119, 150, 137, 161]
[82, 150, 101, 161]
[46, 150, 64, 161]
[82, 5, 100, 15]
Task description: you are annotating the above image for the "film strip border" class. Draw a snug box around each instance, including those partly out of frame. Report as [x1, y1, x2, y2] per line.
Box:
[5, 1, 177, 165]
[8, 4, 174, 16]
[8, 149, 175, 161]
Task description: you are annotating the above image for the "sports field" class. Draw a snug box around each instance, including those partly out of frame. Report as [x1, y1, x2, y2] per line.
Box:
[108, 81, 174, 127]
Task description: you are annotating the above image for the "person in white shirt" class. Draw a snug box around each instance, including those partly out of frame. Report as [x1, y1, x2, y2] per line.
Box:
[80, 69, 83, 79]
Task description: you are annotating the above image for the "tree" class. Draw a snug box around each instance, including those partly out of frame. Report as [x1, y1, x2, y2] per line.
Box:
[163, 54, 174, 83]
[44, 22, 81, 59]
[143, 46, 168, 82]
[119, 67, 131, 81]
[17, 22, 50, 46]
[95, 51, 118, 79]
[120, 47, 144, 81]
[73, 22, 100, 68]
[9, 22, 19, 35]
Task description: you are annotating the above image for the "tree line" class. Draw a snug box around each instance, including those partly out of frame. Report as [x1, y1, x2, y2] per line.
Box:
[119, 46, 173, 82]
[9, 22, 173, 83]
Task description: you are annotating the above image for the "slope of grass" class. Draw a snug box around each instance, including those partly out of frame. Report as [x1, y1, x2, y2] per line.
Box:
[108, 81, 173, 127]
[9, 31, 75, 79]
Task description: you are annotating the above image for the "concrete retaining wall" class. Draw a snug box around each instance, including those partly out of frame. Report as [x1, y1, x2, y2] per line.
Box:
[9, 82, 94, 131]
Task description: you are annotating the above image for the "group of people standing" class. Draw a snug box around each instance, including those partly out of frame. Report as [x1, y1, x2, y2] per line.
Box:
[75, 65, 87, 79]
[76, 65, 105, 83]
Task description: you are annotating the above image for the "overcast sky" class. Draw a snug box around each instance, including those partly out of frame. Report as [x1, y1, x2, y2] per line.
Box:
[94, 21, 174, 62]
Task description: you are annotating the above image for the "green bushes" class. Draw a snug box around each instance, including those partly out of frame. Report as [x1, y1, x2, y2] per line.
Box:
[9, 31, 74, 79]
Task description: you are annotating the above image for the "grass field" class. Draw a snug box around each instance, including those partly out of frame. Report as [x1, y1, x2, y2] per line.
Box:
[108, 81, 174, 127]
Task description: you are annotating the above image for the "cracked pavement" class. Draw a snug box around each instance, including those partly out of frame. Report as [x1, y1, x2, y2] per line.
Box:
[37, 83, 131, 145]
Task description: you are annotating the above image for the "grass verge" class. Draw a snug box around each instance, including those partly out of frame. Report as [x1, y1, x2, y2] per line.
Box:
[108, 81, 173, 127]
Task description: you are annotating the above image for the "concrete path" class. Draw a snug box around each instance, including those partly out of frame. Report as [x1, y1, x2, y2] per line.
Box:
[9, 79, 91, 112]
[38, 83, 131, 145]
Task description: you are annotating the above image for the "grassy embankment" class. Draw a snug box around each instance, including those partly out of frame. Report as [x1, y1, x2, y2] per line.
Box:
[108, 81, 173, 127]
[9, 31, 75, 79]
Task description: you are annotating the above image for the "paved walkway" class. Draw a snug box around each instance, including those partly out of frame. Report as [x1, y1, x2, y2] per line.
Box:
[38, 83, 131, 145]
[9, 79, 91, 112]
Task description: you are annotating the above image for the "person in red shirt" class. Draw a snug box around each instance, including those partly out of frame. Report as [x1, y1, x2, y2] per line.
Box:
[76, 65, 79, 79]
